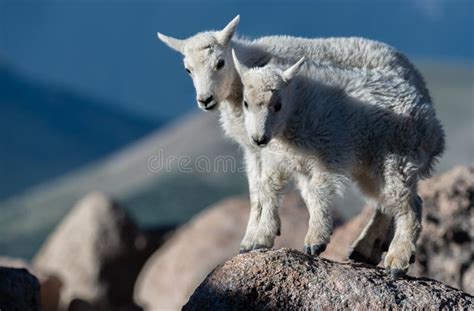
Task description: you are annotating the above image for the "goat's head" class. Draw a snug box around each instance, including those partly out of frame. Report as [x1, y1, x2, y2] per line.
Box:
[233, 50, 305, 147]
[158, 16, 240, 111]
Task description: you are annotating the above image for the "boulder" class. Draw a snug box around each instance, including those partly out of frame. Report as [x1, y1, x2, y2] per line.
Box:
[0, 257, 62, 311]
[412, 165, 473, 294]
[324, 166, 474, 293]
[136, 165, 474, 309]
[0, 267, 41, 310]
[134, 192, 343, 311]
[33, 192, 168, 310]
[184, 248, 473, 310]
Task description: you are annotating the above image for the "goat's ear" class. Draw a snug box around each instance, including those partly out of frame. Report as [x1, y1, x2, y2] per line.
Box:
[217, 15, 240, 46]
[232, 49, 247, 77]
[157, 32, 186, 54]
[282, 57, 305, 83]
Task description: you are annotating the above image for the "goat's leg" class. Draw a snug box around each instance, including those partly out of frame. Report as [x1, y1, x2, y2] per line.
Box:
[239, 151, 262, 253]
[384, 193, 421, 277]
[349, 207, 393, 265]
[250, 169, 288, 250]
[381, 158, 422, 277]
[297, 173, 342, 256]
[240, 151, 287, 252]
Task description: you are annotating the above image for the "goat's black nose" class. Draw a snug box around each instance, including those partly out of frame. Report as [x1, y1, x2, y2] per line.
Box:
[252, 135, 269, 146]
[198, 95, 214, 106]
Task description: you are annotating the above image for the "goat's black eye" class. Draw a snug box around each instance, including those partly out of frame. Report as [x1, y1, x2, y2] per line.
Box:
[244, 101, 248, 109]
[216, 59, 225, 70]
[185, 67, 191, 74]
[274, 101, 282, 112]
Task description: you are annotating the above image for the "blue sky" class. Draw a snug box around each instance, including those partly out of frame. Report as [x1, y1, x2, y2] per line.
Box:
[1, 0, 472, 120]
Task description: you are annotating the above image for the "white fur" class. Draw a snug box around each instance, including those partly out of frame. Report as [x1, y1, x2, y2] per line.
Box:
[157, 16, 444, 274]
[157, 15, 428, 116]
[234, 54, 444, 274]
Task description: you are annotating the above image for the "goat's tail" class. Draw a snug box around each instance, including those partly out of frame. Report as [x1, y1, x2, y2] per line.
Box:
[419, 118, 445, 179]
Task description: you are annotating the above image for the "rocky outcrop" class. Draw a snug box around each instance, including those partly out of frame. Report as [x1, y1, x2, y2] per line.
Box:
[323, 166, 474, 294]
[0, 267, 41, 311]
[184, 249, 473, 310]
[0, 257, 62, 311]
[20, 166, 469, 310]
[33, 192, 168, 310]
[134, 193, 343, 311]
[413, 165, 473, 294]
[135, 166, 474, 310]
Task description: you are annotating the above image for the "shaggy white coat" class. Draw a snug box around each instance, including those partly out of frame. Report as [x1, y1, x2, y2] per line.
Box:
[157, 16, 444, 275]
[233, 52, 444, 275]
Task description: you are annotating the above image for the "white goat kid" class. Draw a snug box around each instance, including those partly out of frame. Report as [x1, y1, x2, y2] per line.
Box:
[232, 51, 444, 276]
[157, 15, 428, 128]
[157, 16, 435, 266]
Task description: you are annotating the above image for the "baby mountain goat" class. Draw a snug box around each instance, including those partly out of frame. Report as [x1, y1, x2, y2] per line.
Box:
[232, 51, 444, 276]
[157, 15, 428, 118]
[157, 15, 443, 275]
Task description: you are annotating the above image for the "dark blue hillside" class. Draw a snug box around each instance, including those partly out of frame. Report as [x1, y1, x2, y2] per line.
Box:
[1, 1, 471, 121]
[0, 64, 159, 199]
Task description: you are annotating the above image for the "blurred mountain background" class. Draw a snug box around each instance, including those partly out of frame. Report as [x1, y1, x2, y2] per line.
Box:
[0, 0, 472, 258]
[0, 63, 159, 199]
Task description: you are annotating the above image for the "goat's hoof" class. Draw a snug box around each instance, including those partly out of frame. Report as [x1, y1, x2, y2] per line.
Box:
[384, 251, 410, 278]
[252, 244, 269, 251]
[348, 248, 381, 265]
[239, 247, 250, 254]
[304, 244, 326, 256]
[348, 248, 370, 264]
[239, 243, 253, 253]
[388, 268, 406, 278]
